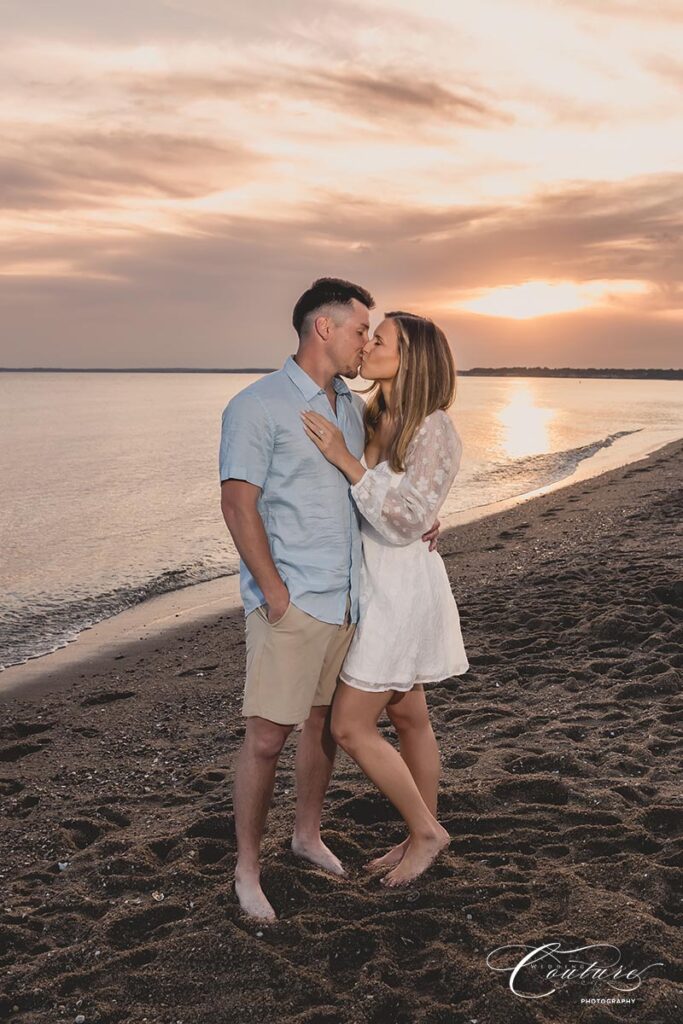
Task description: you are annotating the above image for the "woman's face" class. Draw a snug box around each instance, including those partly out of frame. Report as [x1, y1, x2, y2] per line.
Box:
[360, 317, 401, 381]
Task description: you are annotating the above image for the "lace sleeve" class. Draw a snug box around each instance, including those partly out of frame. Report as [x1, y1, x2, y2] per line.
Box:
[350, 411, 462, 545]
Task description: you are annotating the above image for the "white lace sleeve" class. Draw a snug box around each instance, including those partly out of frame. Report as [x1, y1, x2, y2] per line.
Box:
[350, 411, 462, 545]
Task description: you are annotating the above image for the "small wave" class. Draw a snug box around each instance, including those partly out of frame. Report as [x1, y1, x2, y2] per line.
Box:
[0, 559, 240, 671]
[468, 430, 640, 486]
[440, 429, 642, 519]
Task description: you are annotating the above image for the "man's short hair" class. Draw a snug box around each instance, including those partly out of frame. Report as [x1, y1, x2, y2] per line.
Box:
[292, 277, 375, 338]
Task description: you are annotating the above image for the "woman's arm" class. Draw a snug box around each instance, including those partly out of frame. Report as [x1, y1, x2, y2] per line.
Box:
[300, 408, 451, 549]
[349, 411, 462, 546]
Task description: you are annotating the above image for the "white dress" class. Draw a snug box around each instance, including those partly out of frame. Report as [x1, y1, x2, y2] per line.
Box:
[339, 409, 470, 692]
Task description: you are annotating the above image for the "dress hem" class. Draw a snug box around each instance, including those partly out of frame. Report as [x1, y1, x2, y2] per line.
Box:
[339, 663, 469, 693]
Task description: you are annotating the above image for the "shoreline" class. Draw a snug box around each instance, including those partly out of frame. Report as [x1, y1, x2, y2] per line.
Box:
[2, 425, 680, 699]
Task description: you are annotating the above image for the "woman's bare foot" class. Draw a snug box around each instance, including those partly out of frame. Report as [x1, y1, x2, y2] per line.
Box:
[364, 837, 409, 872]
[291, 835, 346, 876]
[380, 826, 450, 887]
[234, 869, 277, 921]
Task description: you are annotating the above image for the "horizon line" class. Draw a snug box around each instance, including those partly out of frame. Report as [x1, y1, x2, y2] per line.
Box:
[1, 366, 681, 375]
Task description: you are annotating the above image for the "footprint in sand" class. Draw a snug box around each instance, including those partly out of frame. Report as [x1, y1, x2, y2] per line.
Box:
[445, 751, 478, 769]
[0, 776, 24, 795]
[0, 740, 51, 762]
[97, 805, 131, 827]
[327, 926, 378, 973]
[106, 902, 187, 949]
[502, 752, 588, 777]
[80, 689, 136, 707]
[185, 812, 235, 840]
[642, 805, 683, 838]
[0, 719, 55, 762]
[175, 663, 220, 678]
[337, 793, 399, 825]
[59, 817, 103, 849]
[190, 768, 228, 793]
[493, 777, 570, 805]
[0, 719, 55, 741]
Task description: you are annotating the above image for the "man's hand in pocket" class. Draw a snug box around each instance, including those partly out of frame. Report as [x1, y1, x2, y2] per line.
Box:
[265, 584, 290, 624]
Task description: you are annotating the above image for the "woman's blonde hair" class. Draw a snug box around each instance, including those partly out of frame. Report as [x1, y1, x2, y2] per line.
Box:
[359, 310, 457, 473]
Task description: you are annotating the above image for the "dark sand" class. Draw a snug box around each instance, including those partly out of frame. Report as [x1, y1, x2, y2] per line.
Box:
[1, 439, 681, 1024]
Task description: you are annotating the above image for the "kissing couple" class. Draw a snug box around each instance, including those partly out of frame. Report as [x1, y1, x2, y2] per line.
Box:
[219, 277, 469, 921]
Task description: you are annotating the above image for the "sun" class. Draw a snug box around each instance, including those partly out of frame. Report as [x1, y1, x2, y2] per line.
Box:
[453, 280, 649, 319]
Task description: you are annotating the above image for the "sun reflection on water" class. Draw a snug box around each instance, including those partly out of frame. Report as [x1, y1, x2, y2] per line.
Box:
[497, 384, 555, 458]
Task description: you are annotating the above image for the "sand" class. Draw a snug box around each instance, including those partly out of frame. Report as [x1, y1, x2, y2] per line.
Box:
[0, 438, 681, 1024]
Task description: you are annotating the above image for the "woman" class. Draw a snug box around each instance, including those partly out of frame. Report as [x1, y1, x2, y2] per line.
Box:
[300, 310, 469, 888]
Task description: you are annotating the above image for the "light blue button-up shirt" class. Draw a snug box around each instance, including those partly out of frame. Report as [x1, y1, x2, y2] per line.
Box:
[219, 355, 365, 625]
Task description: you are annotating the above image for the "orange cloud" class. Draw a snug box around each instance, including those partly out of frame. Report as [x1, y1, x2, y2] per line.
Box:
[0, 0, 681, 366]
[0, 131, 264, 210]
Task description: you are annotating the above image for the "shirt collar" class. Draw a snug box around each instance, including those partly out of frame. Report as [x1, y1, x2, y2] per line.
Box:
[332, 375, 352, 398]
[284, 354, 352, 401]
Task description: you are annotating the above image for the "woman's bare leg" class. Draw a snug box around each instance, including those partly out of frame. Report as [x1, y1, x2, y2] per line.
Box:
[331, 682, 449, 886]
[365, 686, 441, 871]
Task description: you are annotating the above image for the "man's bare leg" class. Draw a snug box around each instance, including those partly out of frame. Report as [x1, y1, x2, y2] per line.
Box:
[291, 703, 345, 875]
[233, 715, 293, 920]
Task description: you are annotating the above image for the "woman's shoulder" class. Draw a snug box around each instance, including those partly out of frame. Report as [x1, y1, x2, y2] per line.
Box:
[423, 407, 453, 427]
[416, 408, 461, 444]
[404, 410, 462, 471]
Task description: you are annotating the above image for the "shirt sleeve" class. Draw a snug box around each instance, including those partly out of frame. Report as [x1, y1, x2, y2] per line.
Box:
[219, 391, 275, 488]
[350, 411, 462, 545]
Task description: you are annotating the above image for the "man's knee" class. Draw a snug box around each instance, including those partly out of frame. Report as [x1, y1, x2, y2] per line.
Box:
[246, 717, 294, 760]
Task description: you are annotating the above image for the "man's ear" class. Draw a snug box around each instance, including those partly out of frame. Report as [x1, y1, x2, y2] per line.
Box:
[314, 314, 330, 341]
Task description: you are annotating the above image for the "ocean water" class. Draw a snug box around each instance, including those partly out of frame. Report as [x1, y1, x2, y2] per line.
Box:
[1, 370, 681, 670]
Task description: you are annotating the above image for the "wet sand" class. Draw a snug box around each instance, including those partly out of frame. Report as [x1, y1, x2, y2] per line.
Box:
[1, 438, 681, 1023]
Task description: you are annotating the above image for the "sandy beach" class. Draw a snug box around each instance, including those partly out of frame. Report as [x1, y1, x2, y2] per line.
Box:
[1, 437, 681, 1023]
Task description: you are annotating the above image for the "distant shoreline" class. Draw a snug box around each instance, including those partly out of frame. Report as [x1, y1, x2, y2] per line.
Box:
[1, 367, 682, 379]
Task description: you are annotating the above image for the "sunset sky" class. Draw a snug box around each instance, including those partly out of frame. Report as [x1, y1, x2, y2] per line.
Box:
[1, 0, 681, 369]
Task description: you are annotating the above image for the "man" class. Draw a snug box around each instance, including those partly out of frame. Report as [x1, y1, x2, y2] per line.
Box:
[219, 277, 440, 921]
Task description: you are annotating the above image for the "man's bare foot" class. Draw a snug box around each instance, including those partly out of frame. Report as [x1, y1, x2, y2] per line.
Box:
[364, 837, 409, 872]
[234, 871, 277, 921]
[380, 826, 450, 888]
[291, 835, 346, 876]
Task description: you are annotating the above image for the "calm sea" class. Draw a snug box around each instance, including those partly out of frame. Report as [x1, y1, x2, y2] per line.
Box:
[1, 371, 681, 670]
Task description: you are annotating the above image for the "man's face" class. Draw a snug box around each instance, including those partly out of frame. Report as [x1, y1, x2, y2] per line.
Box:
[326, 298, 371, 378]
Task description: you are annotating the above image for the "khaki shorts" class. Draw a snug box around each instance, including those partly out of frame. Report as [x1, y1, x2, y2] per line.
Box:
[243, 595, 356, 725]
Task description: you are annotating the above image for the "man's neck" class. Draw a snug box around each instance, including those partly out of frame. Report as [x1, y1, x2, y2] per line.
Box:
[293, 348, 336, 392]
[293, 350, 338, 413]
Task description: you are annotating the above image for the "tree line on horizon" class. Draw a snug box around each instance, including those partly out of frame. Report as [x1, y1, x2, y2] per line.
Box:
[460, 367, 682, 379]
